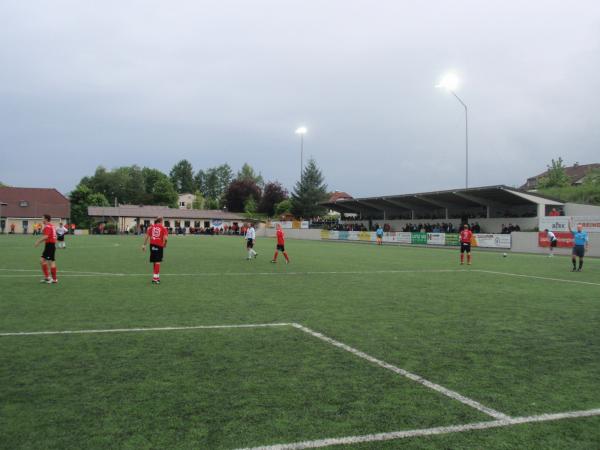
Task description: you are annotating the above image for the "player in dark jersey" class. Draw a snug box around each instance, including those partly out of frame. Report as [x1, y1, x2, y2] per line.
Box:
[459, 223, 473, 265]
[142, 217, 169, 284]
[271, 223, 290, 264]
[34, 214, 58, 284]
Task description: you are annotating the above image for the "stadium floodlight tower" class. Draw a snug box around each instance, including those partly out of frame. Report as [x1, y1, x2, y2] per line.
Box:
[295, 126, 307, 180]
[436, 73, 469, 189]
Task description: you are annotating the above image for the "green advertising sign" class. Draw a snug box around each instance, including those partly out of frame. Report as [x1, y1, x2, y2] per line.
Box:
[445, 233, 460, 246]
[411, 232, 427, 245]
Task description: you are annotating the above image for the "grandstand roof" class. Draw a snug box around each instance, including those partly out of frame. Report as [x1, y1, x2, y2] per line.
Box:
[323, 185, 563, 215]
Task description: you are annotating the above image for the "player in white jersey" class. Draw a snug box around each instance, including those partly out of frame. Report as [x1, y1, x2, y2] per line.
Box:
[56, 222, 69, 249]
[544, 229, 557, 257]
[245, 223, 258, 260]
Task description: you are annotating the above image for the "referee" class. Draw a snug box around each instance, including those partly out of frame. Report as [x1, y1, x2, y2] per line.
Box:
[570, 221, 589, 272]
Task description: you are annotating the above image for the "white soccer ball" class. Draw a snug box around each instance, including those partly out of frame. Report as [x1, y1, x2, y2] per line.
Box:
[503, 252, 507, 257]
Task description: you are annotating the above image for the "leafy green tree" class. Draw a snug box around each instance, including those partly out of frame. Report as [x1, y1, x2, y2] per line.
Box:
[237, 163, 264, 187]
[583, 167, 600, 186]
[291, 158, 328, 218]
[259, 181, 288, 216]
[152, 177, 178, 207]
[205, 197, 220, 210]
[169, 159, 195, 193]
[244, 196, 257, 215]
[275, 199, 293, 216]
[537, 158, 570, 188]
[192, 191, 205, 210]
[69, 184, 109, 228]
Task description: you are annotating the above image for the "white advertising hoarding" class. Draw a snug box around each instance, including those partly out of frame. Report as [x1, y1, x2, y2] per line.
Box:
[472, 234, 511, 249]
[539, 216, 600, 233]
[426, 233, 446, 245]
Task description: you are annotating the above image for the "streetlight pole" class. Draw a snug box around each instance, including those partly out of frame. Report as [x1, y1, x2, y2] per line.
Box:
[437, 73, 469, 190]
[450, 90, 468, 190]
[295, 126, 307, 181]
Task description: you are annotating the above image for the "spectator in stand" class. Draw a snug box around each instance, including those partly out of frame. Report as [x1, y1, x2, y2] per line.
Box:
[549, 208, 560, 217]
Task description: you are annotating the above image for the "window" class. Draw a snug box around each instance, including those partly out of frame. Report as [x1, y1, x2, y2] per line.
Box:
[19, 201, 28, 207]
[179, 202, 185, 207]
[164, 220, 171, 227]
[194, 221, 201, 228]
[184, 221, 190, 227]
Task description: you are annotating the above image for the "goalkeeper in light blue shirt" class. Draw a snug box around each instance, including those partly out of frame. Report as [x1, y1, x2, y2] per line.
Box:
[570, 220, 589, 272]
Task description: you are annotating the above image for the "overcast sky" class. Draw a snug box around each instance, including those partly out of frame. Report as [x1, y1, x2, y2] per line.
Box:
[1, 0, 599, 197]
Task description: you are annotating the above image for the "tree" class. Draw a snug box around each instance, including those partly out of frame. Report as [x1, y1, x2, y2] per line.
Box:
[583, 167, 600, 186]
[169, 159, 195, 193]
[69, 184, 109, 228]
[275, 199, 293, 216]
[192, 191, 205, 210]
[537, 158, 570, 189]
[237, 163, 264, 187]
[244, 196, 257, 215]
[152, 177, 178, 207]
[291, 158, 328, 218]
[143, 168, 171, 203]
[224, 179, 261, 212]
[259, 181, 288, 216]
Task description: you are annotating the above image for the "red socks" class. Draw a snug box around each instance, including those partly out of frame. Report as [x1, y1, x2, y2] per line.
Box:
[467, 254, 472, 264]
[283, 252, 289, 262]
[42, 263, 49, 279]
[460, 254, 464, 263]
[50, 267, 57, 281]
[153, 263, 160, 277]
[273, 252, 278, 261]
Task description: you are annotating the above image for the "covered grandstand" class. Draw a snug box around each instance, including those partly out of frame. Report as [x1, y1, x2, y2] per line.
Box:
[323, 185, 566, 233]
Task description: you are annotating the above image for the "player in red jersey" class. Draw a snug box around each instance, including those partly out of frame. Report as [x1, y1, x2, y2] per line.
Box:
[271, 223, 290, 264]
[34, 214, 58, 284]
[142, 217, 169, 284]
[459, 223, 473, 265]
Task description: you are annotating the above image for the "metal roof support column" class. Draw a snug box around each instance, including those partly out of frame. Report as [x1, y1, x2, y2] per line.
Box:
[411, 210, 415, 220]
[487, 206, 491, 218]
[445, 208, 449, 220]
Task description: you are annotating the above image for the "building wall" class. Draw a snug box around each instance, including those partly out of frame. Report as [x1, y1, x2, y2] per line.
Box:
[563, 203, 600, 216]
[511, 232, 600, 257]
[2, 217, 68, 234]
[103, 216, 245, 233]
[178, 194, 196, 209]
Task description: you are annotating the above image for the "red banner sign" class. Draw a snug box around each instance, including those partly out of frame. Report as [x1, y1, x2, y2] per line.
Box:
[538, 232, 574, 248]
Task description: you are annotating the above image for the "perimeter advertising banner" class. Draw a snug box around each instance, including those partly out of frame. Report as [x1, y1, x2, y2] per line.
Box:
[426, 233, 446, 245]
[471, 234, 511, 249]
[271, 221, 309, 229]
[539, 216, 600, 233]
[411, 232, 427, 245]
[320, 230, 511, 248]
[445, 234, 460, 246]
[538, 231, 574, 248]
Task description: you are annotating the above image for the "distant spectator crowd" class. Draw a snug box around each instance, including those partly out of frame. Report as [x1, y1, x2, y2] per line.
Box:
[500, 223, 521, 234]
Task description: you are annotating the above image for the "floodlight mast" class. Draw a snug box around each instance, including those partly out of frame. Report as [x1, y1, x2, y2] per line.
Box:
[437, 74, 469, 190]
[295, 126, 307, 181]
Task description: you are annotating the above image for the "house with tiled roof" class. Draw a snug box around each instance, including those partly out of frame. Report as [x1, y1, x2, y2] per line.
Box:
[521, 163, 600, 190]
[0, 187, 70, 234]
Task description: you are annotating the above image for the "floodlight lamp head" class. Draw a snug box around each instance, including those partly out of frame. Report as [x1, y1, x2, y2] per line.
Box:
[436, 73, 460, 91]
[295, 126, 307, 135]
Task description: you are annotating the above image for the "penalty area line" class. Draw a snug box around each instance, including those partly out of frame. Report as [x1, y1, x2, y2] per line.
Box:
[291, 323, 509, 420]
[236, 408, 600, 450]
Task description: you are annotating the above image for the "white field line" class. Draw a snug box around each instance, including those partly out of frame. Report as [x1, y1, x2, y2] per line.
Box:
[236, 408, 600, 450]
[472, 269, 600, 287]
[0, 268, 466, 278]
[0, 267, 598, 287]
[291, 323, 509, 420]
[0, 323, 292, 337]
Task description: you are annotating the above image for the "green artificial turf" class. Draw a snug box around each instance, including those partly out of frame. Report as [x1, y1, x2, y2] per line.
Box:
[1, 234, 599, 449]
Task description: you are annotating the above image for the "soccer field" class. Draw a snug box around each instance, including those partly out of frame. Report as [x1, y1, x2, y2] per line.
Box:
[1, 234, 599, 449]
